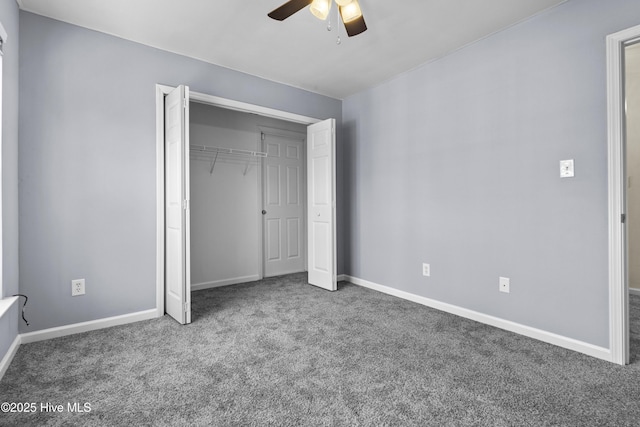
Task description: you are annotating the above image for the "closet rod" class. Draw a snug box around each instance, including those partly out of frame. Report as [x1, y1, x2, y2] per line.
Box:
[190, 145, 267, 158]
[190, 145, 267, 175]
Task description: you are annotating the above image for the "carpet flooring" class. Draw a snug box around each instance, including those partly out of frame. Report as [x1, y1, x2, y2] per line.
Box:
[1, 274, 640, 426]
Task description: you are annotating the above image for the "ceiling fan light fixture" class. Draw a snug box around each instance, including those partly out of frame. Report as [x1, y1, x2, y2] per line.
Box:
[339, 0, 362, 23]
[310, 0, 332, 20]
[335, 0, 353, 6]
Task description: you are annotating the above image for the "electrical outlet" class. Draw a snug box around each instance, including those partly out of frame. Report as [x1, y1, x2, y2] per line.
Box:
[499, 277, 510, 293]
[72, 279, 85, 296]
[422, 263, 430, 277]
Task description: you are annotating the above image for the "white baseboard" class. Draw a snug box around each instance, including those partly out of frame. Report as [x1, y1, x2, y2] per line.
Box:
[20, 309, 158, 344]
[343, 275, 612, 363]
[630, 287, 640, 296]
[0, 334, 21, 381]
[192, 275, 260, 291]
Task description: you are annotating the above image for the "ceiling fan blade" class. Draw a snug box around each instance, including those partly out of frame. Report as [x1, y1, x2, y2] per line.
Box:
[342, 14, 367, 37]
[268, 0, 313, 21]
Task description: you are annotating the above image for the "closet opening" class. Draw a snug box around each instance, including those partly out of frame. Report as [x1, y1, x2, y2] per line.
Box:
[189, 102, 308, 290]
[155, 85, 337, 325]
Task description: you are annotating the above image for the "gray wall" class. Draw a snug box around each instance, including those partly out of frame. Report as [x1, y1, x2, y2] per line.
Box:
[189, 103, 306, 288]
[0, 0, 20, 363]
[18, 12, 341, 332]
[342, 0, 640, 348]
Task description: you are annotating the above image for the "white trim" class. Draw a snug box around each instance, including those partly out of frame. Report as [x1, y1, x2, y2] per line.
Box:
[606, 24, 640, 366]
[0, 296, 18, 319]
[344, 275, 612, 362]
[20, 309, 157, 344]
[0, 334, 20, 381]
[189, 92, 320, 125]
[156, 84, 323, 317]
[630, 287, 640, 297]
[191, 275, 260, 291]
[155, 85, 166, 318]
[257, 130, 265, 280]
[258, 125, 306, 140]
[0, 20, 7, 44]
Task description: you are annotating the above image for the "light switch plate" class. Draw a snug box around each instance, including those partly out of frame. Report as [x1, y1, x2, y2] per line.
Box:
[499, 277, 510, 293]
[560, 159, 574, 178]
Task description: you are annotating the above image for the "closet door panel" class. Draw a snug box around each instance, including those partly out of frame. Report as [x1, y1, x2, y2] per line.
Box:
[287, 166, 300, 205]
[307, 119, 336, 291]
[287, 217, 301, 258]
[164, 84, 191, 324]
[267, 164, 281, 206]
[267, 218, 282, 261]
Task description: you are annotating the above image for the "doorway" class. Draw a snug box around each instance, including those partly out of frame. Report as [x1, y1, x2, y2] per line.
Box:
[625, 42, 640, 360]
[626, 43, 640, 294]
[262, 130, 307, 278]
[155, 85, 338, 325]
[189, 105, 308, 289]
[606, 24, 640, 365]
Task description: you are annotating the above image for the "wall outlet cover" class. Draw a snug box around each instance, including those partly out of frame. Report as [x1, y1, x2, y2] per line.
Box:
[422, 263, 430, 277]
[72, 279, 85, 296]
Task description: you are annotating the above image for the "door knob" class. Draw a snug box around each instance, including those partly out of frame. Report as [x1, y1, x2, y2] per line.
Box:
[262, 210, 267, 215]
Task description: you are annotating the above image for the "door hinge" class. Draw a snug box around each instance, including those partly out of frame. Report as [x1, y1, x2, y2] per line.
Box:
[622, 213, 626, 224]
[184, 302, 190, 313]
[183, 98, 188, 109]
[183, 200, 189, 210]
[261, 133, 265, 141]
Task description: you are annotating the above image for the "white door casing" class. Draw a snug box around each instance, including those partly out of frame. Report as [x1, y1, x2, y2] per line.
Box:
[307, 119, 337, 291]
[263, 133, 305, 277]
[607, 24, 640, 365]
[165, 85, 191, 324]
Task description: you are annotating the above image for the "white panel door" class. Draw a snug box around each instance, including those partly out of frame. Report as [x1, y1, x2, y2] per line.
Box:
[307, 119, 337, 291]
[165, 85, 191, 324]
[263, 134, 305, 277]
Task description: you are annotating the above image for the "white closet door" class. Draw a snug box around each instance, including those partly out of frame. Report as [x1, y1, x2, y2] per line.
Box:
[165, 85, 191, 324]
[307, 119, 337, 291]
[263, 134, 305, 277]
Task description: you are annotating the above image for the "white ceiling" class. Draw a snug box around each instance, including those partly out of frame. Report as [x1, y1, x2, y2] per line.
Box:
[17, 0, 566, 99]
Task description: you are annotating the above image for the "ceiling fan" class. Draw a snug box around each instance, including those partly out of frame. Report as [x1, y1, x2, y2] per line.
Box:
[268, 0, 367, 37]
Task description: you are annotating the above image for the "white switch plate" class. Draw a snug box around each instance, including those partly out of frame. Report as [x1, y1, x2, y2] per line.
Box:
[499, 277, 510, 293]
[422, 263, 430, 277]
[560, 159, 574, 178]
[72, 279, 85, 296]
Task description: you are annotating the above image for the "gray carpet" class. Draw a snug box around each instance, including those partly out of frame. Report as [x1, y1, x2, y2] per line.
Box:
[1, 274, 640, 426]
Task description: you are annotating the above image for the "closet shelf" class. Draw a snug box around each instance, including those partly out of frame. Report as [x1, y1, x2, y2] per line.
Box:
[190, 145, 267, 175]
[190, 145, 267, 158]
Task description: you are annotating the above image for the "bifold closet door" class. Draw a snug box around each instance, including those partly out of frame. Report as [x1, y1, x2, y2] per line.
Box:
[307, 119, 337, 291]
[263, 134, 305, 277]
[165, 85, 192, 324]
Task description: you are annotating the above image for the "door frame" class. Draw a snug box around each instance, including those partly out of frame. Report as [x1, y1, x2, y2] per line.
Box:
[155, 84, 321, 317]
[606, 24, 640, 365]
